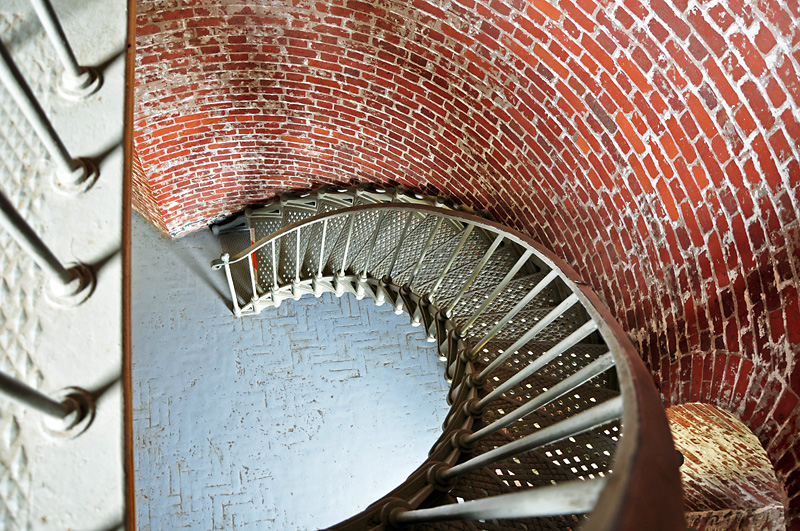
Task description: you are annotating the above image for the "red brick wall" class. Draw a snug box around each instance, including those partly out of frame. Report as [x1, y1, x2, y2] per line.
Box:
[134, 0, 800, 523]
[132, 149, 168, 233]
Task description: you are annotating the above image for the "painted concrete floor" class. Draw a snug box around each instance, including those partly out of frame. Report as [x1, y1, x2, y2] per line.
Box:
[131, 213, 452, 530]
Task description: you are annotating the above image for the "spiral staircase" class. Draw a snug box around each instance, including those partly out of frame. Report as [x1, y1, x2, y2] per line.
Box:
[210, 186, 684, 530]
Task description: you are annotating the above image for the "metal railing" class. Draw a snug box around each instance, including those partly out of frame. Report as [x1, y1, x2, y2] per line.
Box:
[0, 0, 101, 429]
[213, 196, 685, 529]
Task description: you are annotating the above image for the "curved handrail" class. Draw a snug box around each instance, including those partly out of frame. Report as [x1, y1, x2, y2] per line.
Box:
[212, 203, 684, 529]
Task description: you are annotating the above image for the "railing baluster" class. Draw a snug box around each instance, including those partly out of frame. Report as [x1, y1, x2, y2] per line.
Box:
[406, 216, 443, 285]
[0, 370, 75, 419]
[248, 251, 258, 302]
[295, 228, 301, 282]
[385, 212, 414, 279]
[445, 234, 504, 316]
[270, 240, 278, 288]
[467, 352, 616, 443]
[221, 253, 241, 316]
[339, 212, 356, 275]
[0, 39, 96, 193]
[28, 0, 100, 98]
[458, 249, 533, 334]
[393, 478, 606, 524]
[467, 269, 560, 358]
[439, 396, 623, 481]
[0, 190, 94, 305]
[430, 225, 474, 300]
[317, 219, 328, 277]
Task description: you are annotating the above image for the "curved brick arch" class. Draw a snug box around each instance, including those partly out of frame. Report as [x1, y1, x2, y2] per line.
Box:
[133, 0, 800, 524]
[664, 351, 799, 526]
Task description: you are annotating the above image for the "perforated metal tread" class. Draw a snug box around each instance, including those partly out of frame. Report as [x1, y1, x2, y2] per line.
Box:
[442, 245, 534, 316]
[389, 217, 465, 286]
[218, 228, 256, 304]
[471, 340, 612, 386]
[448, 272, 563, 320]
[456, 305, 589, 345]
[277, 205, 319, 283]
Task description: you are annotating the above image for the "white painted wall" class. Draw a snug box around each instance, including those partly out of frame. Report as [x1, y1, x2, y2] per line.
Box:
[132, 214, 451, 530]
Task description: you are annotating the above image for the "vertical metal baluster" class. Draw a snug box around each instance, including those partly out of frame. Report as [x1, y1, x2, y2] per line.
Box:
[406, 216, 443, 286]
[270, 240, 278, 288]
[446, 234, 504, 316]
[0, 39, 96, 192]
[247, 251, 258, 303]
[295, 228, 301, 282]
[317, 219, 328, 277]
[386, 213, 414, 279]
[430, 224, 474, 300]
[361, 211, 387, 277]
[339, 213, 356, 275]
[28, 0, 100, 98]
[221, 253, 241, 316]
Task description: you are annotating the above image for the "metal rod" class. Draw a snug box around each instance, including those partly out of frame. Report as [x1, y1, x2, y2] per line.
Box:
[395, 478, 606, 524]
[317, 219, 328, 277]
[407, 216, 443, 285]
[459, 249, 533, 334]
[446, 234, 504, 316]
[221, 254, 241, 315]
[270, 240, 277, 288]
[0, 38, 80, 175]
[386, 213, 414, 278]
[468, 269, 560, 357]
[430, 225, 474, 299]
[28, 0, 83, 79]
[468, 353, 616, 442]
[339, 213, 356, 275]
[294, 228, 301, 282]
[441, 396, 623, 481]
[479, 319, 599, 381]
[247, 251, 258, 301]
[0, 190, 73, 286]
[0, 371, 75, 419]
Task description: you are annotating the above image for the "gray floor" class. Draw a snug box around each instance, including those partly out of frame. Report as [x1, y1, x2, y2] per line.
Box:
[131, 213, 451, 530]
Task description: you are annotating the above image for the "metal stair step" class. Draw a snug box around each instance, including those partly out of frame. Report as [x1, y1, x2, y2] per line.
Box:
[457, 305, 589, 344]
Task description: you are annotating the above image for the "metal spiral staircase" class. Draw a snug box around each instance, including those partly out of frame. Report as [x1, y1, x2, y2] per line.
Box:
[211, 187, 684, 530]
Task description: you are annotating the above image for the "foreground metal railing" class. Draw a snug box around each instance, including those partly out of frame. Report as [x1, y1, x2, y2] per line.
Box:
[0, 0, 101, 421]
[213, 195, 684, 529]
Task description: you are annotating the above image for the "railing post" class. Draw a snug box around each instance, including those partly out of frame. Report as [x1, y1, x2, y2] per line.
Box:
[0, 371, 95, 437]
[220, 253, 241, 316]
[0, 190, 94, 306]
[28, 0, 101, 99]
[0, 38, 98, 193]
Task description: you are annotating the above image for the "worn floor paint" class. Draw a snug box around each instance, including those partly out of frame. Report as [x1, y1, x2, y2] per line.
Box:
[132, 213, 451, 530]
